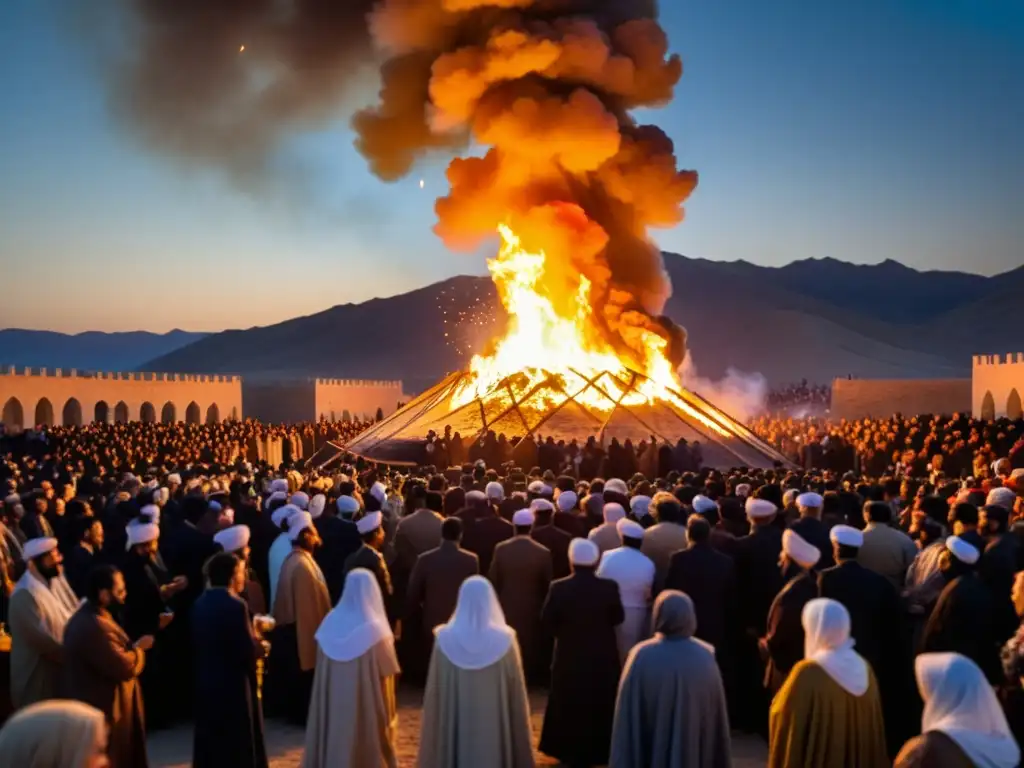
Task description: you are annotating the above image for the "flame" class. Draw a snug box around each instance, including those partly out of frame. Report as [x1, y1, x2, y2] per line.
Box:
[451, 223, 731, 437]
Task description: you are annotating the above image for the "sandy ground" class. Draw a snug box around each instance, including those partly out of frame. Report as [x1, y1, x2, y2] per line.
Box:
[149, 686, 768, 768]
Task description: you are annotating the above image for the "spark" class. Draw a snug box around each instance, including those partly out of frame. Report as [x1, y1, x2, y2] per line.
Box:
[418, 179, 425, 189]
[239, 45, 246, 53]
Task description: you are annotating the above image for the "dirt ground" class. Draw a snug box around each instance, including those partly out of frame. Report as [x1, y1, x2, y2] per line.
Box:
[148, 686, 768, 767]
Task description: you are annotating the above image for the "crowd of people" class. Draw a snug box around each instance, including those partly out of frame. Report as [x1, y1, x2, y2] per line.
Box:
[0, 413, 1022, 767]
[765, 381, 832, 413]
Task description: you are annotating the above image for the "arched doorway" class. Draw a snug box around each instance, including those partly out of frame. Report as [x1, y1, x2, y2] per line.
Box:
[62, 398, 83, 427]
[35, 398, 54, 427]
[161, 402, 177, 424]
[185, 401, 201, 424]
[206, 403, 220, 424]
[94, 401, 110, 424]
[2, 397, 24, 431]
[114, 401, 130, 423]
[1008, 389, 1023, 420]
[981, 391, 996, 420]
[140, 402, 156, 423]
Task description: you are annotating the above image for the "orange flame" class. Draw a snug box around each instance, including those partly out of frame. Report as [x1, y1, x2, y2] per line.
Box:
[451, 223, 731, 437]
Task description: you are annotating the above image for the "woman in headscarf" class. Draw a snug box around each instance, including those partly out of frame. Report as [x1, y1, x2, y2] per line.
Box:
[302, 568, 399, 768]
[609, 590, 731, 768]
[768, 598, 888, 767]
[0, 699, 108, 767]
[416, 576, 533, 768]
[895, 652, 1020, 768]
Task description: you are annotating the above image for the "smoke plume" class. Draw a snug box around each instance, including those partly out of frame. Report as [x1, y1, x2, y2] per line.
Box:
[355, 0, 698, 372]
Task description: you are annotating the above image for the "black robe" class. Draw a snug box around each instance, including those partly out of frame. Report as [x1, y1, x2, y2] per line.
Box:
[191, 588, 268, 768]
[762, 570, 818, 693]
[121, 551, 175, 728]
[921, 572, 1002, 684]
[315, 515, 362, 605]
[342, 545, 395, 624]
[539, 569, 624, 766]
[788, 516, 834, 569]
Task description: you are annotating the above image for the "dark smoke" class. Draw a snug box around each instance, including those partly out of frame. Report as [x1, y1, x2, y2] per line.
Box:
[355, 0, 698, 370]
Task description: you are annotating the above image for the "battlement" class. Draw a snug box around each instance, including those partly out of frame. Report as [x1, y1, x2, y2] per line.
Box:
[0, 366, 240, 384]
[974, 354, 1024, 367]
[314, 378, 404, 389]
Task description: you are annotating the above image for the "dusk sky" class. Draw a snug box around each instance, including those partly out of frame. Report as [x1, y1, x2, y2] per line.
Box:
[1, 0, 1021, 334]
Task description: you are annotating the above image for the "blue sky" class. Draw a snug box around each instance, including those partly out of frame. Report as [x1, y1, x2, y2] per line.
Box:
[1, 0, 1021, 333]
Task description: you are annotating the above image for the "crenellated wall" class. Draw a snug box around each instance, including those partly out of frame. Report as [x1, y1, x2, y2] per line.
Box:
[314, 379, 405, 422]
[972, 354, 1024, 419]
[0, 366, 242, 431]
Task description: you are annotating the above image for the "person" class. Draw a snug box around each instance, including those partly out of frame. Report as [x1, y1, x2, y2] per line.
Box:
[768, 598, 888, 767]
[788, 492, 833, 569]
[405, 517, 479, 668]
[268, 511, 332, 725]
[640, 494, 688, 589]
[342, 512, 395, 625]
[213, 524, 267, 615]
[597, 518, 655, 663]
[64, 517, 104, 599]
[8, 537, 79, 708]
[608, 590, 732, 768]
[896, 652, 1020, 768]
[488, 508, 553, 682]
[393, 490, 443, 578]
[979, 503, 1020, 646]
[859, 500, 917, 591]
[417, 576, 534, 768]
[267, 504, 300, 610]
[539, 538, 624, 767]
[0, 699, 108, 767]
[61, 565, 150, 768]
[459, 491, 513, 576]
[303, 569, 400, 768]
[588, 502, 625, 554]
[315, 495, 362, 604]
[192, 552, 268, 768]
[530, 498, 573, 580]
[921, 535, 1002, 683]
[761, 528, 821, 694]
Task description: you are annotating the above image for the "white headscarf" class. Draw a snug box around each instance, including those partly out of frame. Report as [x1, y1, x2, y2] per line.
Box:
[0, 699, 106, 768]
[315, 569, 395, 663]
[801, 598, 868, 696]
[435, 576, 515, 670]
[918, 652, 1020, 768]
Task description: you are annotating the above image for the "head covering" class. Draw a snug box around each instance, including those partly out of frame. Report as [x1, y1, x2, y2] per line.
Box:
[167, 473, 182, 486]
[987, 487, 1017, 511]
[289, 491, 310, 511]
[569, 538, 600, 567]
[603, 502, 626, 524]
[336, 495, 360, 516]
[269, 478, 289, 494]
[604, 478, 628, 496]
[308, 494, 326, 519]
[630, 495, 651, 517]
[271, 503, 300, 528]
[692, 495, 717, 515]
[139, 504, 160, 523]
[369, 482, 387, 504]
[485, 481, 505, 501]
[946, 535, 981, 565]
[213, 525, 250, 554]
[783, 489, 799, 507]
[830, 524, 864, 548]
[529, 498, 554, 513]
[287, 511, 314, 541]
[315, 569, 395, 663]
[917, 652, 1020, 768]
[22, 537, 58, 561]
[652, 590, 698, 639]
[512, 508, 535, 527]
[126, 523, 159, 550]
[0, 699, 106, 768]
[556, 491, 578, 512]
[783, 529, 821, 568]
[435, 576, 515, 670]
[465, 490, 486, 504]
[797, 492, 823, 508]
[527, 480, 553, 497]
[264, 490, 287, 511]
[745, 498, 777, 519]
[735, 483, 751, 498]
[616, 518, 645, 541]
[801, 598, 868, 696]
[356, 511, 382, 535]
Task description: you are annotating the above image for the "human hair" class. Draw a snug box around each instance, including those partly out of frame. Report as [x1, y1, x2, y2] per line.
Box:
[686, 514, 711, 543]
[984, 504, 1009, 532]
[864, 501, 892, 524]
[835, 543, 860, 561]
[651, 494, 682, 525]
[951, 502, 978, 527]
[75, 516, 100, 542]
[205, 552, 241, 588]
[425, 491, 444, 513]
[441, 517, 463, 542]
[85, 564, 119, 604]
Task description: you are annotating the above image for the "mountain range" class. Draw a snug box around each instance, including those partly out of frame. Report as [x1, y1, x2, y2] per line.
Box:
[0, 329, 207, 372]
[6, 255, 1021, 388]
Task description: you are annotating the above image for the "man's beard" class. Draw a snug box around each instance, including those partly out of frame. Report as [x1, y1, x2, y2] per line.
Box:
[37, 562, 61, 581]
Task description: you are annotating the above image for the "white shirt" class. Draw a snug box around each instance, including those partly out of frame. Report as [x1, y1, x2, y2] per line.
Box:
[596, 546, 655, 609]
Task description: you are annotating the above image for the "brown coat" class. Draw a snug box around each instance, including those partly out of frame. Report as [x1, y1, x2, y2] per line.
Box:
[488, 536, 552, 673]
[460, 514, 513, 576]
[61, 603, 148, 768]
[273, 550, 332, 672]
[394, 510, 444, 572]
[531, 523, 573, 580]
[407, 542, 479, 634]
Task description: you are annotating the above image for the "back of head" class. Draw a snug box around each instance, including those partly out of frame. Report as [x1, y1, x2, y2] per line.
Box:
[441, 516, 463, 542]
[652, 590, 696, 638]
[686, 514, 711, 544]
[951, 502, 979, 527]
[85, 564, 118, 605]
[204, 552, 240, 588]
[651, 493, 682, 525]
[0, 700, 105, 768]
[864, 500, 892, 525]
[425, 491, 444, 514]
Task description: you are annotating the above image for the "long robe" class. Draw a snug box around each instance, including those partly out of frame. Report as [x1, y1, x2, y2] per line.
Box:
[7, 573, 78, 709]
[417, 643, 534, 768]
[609, 634, 731, 768]
[768, 660, 888, 768]
[894, 731, 975, 768]
[920, 572, 1002, 684]
[302, 642, 399, 768]
[192, 588, 268, 768]
[762, 570, 818, 694]
[267, 548, 331, 725]
[61, 603, 148, 768]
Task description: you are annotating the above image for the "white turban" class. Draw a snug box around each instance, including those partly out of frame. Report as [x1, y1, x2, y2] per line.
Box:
[735, 483, 752, 498]
[23, 537, 58, 560]
[783, 529, 821, 568]
[616, 518, 645, 541]
[337, 496, 360, 516]
[167, 473, 182, 486]
[465, 490, 486, 504]
[356, 511, 383, 535]
[569, 538, 600, 567]
[830, 525, 864, 548]
[264, 490, 287, 511]
[630, 495, 651, 517]
[272, 504, 301, 528]
[603, 503, 626, 524]
[139, 504, 160, 524]
[528, 480, 553, 497]
[214, 525, 251, 554]
[512, 509, 535, 527]
[485, 482, 505, 501]
[692, 495, 718, 515]
[797, 492, 823, 508]
[946, 535, 980, 565]
[270, 478, 289, 494]
[529, 498, 554, 513]
[290, 492, 310, 511]
[287, 511, 314, 541]
[987, 487, 1017, 511]
[308, 494, 327, 519]
[604, 478, 628, 496]
[745, 498, 777, 519]
[126, 523, 160, 550]
[556, 491, 578, 512]
[369, 482, 387, 504]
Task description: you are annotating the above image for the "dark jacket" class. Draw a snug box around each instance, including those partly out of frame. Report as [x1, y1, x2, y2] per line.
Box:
[406, 541, 479, 634]
[343, 544, 395, 623]
[664, 542, 737, 652]
[531, 523, 573, 580]
[788, 516, 834, 569]
[460, 513, 513, 576]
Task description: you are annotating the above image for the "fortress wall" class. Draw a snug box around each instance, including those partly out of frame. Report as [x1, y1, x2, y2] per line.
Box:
[314, 379, 405, 422]
[0, 367, 242, 430]
[241, 381, 316, 425]
[972, 354, 1024, 419]
[830, 378, 971, 420]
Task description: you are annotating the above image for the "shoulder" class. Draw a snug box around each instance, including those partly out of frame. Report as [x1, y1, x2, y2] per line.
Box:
[895, 732, 965, 767]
